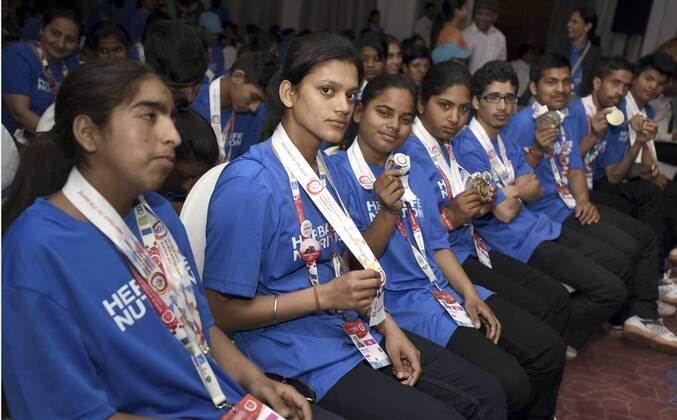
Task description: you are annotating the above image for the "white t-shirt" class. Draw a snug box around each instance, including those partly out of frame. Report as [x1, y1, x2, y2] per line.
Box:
[36, 103, 55, 133]
[2, 125, 20, 190]
[462, 22, 507, 73]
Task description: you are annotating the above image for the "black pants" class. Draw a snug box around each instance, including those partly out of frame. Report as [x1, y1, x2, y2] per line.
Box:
[463, 254, 571, 337]
[656, 141, 677, 166]
[319, 330, 507, 420]
[527, 227, 627, 349]
[592, 178, 669, 261]
[562, 204, 660, 321]
[447, 295, 565, 420]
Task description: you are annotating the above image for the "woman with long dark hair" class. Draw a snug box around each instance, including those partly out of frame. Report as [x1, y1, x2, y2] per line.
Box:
[2, 59, 310, 419]
[203, 32, 507, 420]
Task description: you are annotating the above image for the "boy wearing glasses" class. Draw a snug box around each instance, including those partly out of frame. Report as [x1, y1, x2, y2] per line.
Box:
[453, 60, 627, 357]
[502, 54, 676, 354]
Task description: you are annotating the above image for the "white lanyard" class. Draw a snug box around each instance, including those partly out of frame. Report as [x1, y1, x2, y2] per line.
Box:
[571, 40, 591, 79]
[581, 95, 604, 189]
[62, 168, 228, 409]
[412, 118, 465, 196]
[208, 77, 236, 164]
[289, 162, 343, 286]
[348, 140, 444, 291]
[413, 119, 491, 267]
[626, 91, 657, 163]
[468, 118, 514, 187]
[271, 124, 386, 326]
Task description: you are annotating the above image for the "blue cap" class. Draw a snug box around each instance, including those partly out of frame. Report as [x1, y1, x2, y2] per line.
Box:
[432, 42, 472, 64]
[199, 11, 223, 34]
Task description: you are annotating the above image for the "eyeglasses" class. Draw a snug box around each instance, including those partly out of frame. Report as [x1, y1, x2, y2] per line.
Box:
[477, 94, 519, 104]
[265, 372, 317, 403]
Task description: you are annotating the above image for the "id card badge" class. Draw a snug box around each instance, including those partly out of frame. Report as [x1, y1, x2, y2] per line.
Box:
[432, 291, 475, 328]
[221, 394, 284, 420]
[470, 226, 491, 268]
[556, 185, 577, 209]
[342, 319, 392, 369]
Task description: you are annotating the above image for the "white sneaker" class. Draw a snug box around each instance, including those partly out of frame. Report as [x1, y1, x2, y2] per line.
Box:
[623, 315, 677, 355]
[565, 345, 577, 360]
[657, 300, 676, 318]
[659, 273, 677, 305]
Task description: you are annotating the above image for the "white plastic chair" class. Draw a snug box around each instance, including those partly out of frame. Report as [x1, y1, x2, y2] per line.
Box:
[179, 162, 228, 277]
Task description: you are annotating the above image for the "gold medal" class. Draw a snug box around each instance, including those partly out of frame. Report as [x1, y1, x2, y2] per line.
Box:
[468, 172, 492, 202]
[629, 114, 646, 132]
[605, 107, 624, 126]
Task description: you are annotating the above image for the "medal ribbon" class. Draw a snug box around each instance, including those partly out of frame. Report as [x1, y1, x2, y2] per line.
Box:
[289, 168, 343, 286]
[62, 168, 228, 409]
[581, 95, 605, 189]
[468, 118, 515, 187]
[272, 124, 386, 326]
[412, 118, 465, 197]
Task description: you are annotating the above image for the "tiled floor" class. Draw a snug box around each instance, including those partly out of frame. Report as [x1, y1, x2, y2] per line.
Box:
[556, 317, 677, 420]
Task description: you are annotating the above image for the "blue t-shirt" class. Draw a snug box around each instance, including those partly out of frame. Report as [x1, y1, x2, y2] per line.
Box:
[2, 42, 79, 133]
[192, 81, 266, 162]
[595, 100, 655, 178]
[502, 106, 584, 223]
[330, 149, 493, 347]
[452, 125, 561, 263]
[405, 135, 478, 264]
[570, 41, 585, 97]
[567, 99, 630, 182]
[2, 193, 244, 419]
[203, 140, 379, 400]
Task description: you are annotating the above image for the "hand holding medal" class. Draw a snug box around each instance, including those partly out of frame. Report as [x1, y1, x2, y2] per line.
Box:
[373, 170, 404, 216]
[466, 172, 495, 203]
[534, 111, 561, 152]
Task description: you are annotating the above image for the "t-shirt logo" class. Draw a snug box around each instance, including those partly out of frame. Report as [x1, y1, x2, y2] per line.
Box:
[619, 129, 629, 143]
[102, 279, 148, 332]
[37, 77, 51, 93]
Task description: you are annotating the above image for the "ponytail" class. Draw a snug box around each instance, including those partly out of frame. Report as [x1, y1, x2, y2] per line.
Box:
[2, 133, 72, 234]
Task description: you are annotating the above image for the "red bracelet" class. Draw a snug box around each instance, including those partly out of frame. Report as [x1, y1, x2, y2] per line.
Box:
[312, 285, 321, 312]
[439, 207, 457, 231]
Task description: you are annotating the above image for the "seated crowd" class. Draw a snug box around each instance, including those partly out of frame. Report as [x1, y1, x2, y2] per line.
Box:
[2, 1, 677, 419]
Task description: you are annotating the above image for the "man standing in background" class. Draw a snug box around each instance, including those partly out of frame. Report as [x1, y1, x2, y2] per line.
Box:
[462, 0, 506, 73]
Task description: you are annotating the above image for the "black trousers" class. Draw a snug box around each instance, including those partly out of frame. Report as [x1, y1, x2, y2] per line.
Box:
[463, 254, 571, 337]
[592, 178, 671, 261]
[562, 204, 660, 321]
[319, 330, 507, 420]
[656, 142, 677, 166]
[447, 295, 565, 420]
[527, 227, 627, 349]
